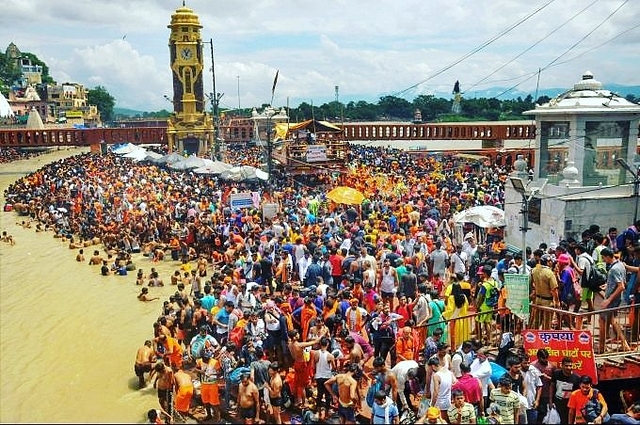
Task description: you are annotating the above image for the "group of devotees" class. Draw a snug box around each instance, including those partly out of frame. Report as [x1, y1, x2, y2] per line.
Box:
[4, 143, 640, 425]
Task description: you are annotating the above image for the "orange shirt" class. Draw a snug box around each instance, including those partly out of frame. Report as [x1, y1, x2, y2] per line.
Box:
[396, 336, 415, 361]
[568, 389, 606, 424]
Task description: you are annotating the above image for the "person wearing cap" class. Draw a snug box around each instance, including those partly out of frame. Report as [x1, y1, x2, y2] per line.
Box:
[490, 376, 520, 424]
[474, 264, 498, 344]
[195, 349, 222, 421]
[345, 298, 368, 335]
[556, 252, 578, 329]
[568, 375, 609, 424]
[416, 406, 447, 424]
[530, 250, 559, 330]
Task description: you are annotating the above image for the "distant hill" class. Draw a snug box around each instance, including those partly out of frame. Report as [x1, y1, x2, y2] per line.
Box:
[113, 107, 147, 118]
[432, 83, 640, 101]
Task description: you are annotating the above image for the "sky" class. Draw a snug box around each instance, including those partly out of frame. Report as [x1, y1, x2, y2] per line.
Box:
[3, 0, 639, 112]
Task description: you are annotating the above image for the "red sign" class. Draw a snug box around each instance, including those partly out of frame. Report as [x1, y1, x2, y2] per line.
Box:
[522, 330, 598, 384]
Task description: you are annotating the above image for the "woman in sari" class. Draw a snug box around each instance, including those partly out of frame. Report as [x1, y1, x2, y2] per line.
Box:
[443, 276, 471, 350]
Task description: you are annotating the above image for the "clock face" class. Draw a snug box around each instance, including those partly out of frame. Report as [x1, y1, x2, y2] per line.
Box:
[180, 47, 192, 60]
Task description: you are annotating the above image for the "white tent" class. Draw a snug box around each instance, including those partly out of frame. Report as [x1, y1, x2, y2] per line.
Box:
[142, 151, 164, 162]
[123, 148, 149, 162]
[168, 154, 207, 170]
[112, 143, 140, 155]
[452, 205, 506, 228]
[193, 160, 234, 175]
[155, 152, 186, 165]
[219, 165, 269, 182]
[0, 92, 13, 118]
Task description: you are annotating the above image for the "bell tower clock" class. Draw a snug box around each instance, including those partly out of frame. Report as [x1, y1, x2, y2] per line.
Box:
[166, 2, 213, 155]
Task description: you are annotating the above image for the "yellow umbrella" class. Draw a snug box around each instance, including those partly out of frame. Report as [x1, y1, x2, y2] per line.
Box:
[326, 186, 364, 205]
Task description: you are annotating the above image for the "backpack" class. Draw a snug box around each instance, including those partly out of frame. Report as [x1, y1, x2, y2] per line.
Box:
[483, 280, 499, 307]
[229, 366, 251, 385]
[581, 389, 610, 423]
[366, 373, 385, 408]
[582, 256, 607, 292]
[281, 380, 293, 409]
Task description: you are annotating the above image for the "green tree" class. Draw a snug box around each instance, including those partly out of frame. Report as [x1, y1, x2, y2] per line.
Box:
[88, 86, 116, 123]
[0, 52, 21, 95]
[413, 95, 451, 121]
[377, 95, 413, 120]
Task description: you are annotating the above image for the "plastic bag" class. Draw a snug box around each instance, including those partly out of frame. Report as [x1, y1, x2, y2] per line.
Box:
[542, 406, 561, 424]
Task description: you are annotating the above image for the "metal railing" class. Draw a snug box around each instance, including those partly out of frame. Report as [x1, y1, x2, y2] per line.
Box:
[419, 303, 640, 357]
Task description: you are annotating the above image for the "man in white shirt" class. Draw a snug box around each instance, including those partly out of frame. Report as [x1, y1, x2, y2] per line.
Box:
[391, 360, 420, 412]
[522, 354, 543, 425]
[297, 251, 312, 283]
[470, 348, 492, 411]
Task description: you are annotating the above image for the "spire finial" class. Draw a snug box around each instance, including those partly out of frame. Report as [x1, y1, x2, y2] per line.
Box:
[183, 0, 186, 6]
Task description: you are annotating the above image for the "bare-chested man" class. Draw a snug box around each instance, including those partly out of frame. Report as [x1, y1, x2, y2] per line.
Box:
[288, 328, 327, 407]
[237, 373, 260, 424]
[134, 340, 156, 389]
[88, 249, 103, 265]
[152, 361, 174, 419]
[325, 363, 362, 424]
[265, 363, 283, 424]
[343, 335, 366, 368]
[173, 366, 194, 420]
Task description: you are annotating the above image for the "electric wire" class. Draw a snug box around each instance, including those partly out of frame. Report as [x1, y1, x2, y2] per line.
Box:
[494, 0, 630, 99]
[392, 0, 556, 99]
[463, 0, 599, 96]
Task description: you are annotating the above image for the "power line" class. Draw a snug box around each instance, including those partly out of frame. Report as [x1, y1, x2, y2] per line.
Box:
[494, 0, 630, 99]
[392, 0, 556, 99]
[463, 0, 599, 95]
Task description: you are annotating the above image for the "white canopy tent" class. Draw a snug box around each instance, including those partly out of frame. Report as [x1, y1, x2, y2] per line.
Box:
[219, 165, 269, 182]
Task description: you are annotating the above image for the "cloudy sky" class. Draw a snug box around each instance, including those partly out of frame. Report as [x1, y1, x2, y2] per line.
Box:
[3, 0, 638, 111]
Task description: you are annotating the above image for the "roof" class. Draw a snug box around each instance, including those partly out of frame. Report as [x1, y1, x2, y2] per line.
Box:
[524, 71, 640, 116]
[274, 119, 342, 140]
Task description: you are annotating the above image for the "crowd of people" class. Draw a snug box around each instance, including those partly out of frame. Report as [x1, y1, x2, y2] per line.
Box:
[4, 143, 640, 424]
[0, 146, 51, 163]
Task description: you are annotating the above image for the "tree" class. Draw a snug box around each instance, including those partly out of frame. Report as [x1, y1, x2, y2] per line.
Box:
[377, 95, 413, 120]
[0, 52, 21, 95]
[88, 86, 116, 123]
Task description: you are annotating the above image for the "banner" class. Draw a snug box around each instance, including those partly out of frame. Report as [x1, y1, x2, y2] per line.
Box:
[522, 330, 598, 383]
[503, 273, 530, 320]
[306, 145, 327, 162]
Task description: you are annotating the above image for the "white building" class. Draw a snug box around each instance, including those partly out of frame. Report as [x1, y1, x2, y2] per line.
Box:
[504, 71, 640, 251]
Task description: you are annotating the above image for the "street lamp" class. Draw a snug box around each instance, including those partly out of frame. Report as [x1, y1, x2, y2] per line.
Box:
[202, 38, 223, 161]
[510, 176, 546, 275]
[617, 158, 640, 223]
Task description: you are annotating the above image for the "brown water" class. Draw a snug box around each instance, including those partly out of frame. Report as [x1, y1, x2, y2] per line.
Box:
[0, 148, 183, 423]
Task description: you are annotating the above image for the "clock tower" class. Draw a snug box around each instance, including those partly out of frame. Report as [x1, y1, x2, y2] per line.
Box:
[167, 2, 213, 154]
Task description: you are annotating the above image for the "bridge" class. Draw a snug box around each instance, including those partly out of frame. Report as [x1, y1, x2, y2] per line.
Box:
[0, 120, 536, 148]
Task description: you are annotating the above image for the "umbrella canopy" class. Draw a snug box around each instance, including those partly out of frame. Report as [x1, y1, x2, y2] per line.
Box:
[452, 205, 506, 228]
[326, 186, 364, 205]
[219, 165, 269, 182]
[142, 151, 164, 162]
[112, 143, 140, 154]
[123, 148, 149, 162]
[193, 160, 234, 175]
[155, 152, 186, 165]
[168, 155, 207, 170]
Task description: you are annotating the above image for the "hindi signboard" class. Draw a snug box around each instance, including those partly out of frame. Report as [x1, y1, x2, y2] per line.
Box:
[306, 145, 327, 162]
[523, 330, 598, 383]
[503, 273, 530, 320]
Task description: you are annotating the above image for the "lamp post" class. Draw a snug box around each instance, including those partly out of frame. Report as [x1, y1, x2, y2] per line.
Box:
[202, 38, 223, 160]
[511, 176, 529, 276]
[617, 158, 640, 224]
[264, 108, 276, 193]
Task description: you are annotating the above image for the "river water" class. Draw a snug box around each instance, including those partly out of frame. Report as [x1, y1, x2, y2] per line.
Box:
[0, 148, 182, 423]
